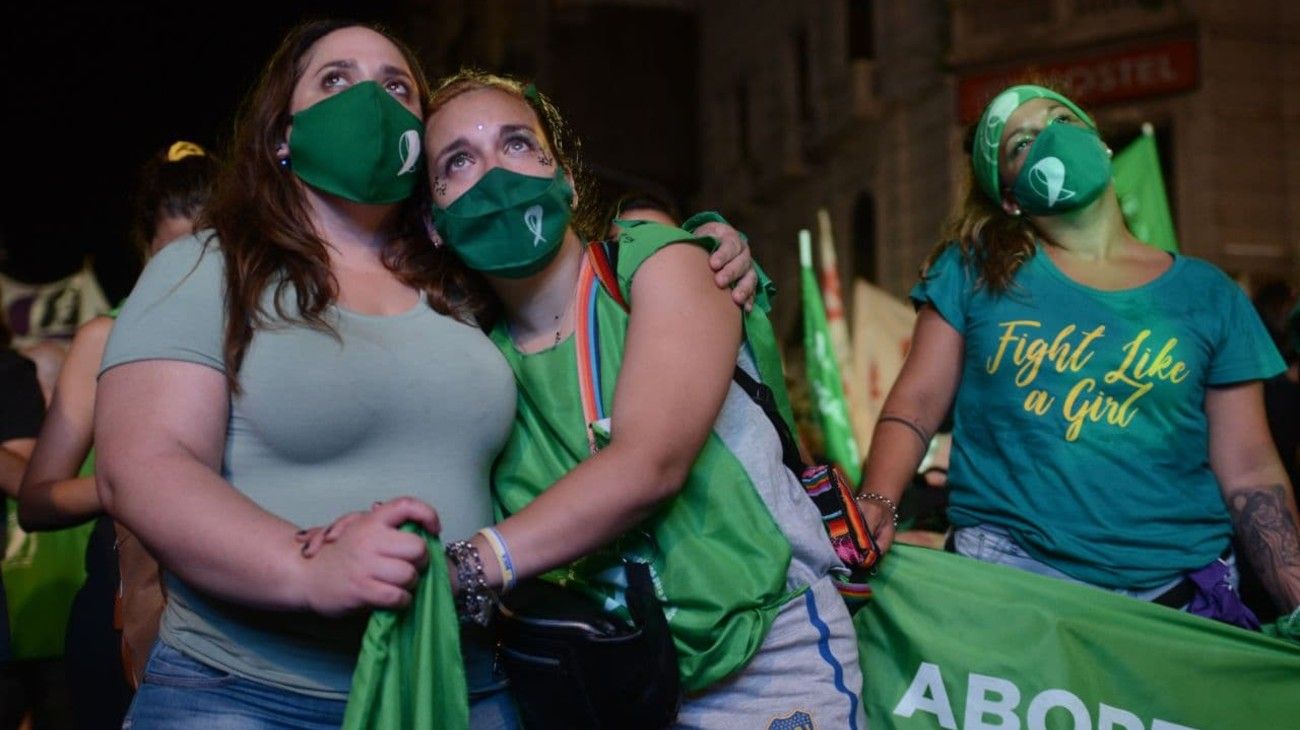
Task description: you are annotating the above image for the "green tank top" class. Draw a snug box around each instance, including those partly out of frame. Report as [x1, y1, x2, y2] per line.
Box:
[489, 223, 801, 691]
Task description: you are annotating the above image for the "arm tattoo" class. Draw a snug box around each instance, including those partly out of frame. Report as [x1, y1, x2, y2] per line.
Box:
[877, 413, 931, 449]
[1229, 484, 1300, 611]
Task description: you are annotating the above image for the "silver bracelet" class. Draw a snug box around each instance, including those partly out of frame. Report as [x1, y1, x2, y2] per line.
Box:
[446, 539, 495, 626]
[855, 491, 900, 528]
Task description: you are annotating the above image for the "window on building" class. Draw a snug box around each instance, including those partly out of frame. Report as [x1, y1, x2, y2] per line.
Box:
[795, 28, 813, 124]
[736, 81, 752, 165]
[847, 0, 874, 61]
[852, 192, 878, 282]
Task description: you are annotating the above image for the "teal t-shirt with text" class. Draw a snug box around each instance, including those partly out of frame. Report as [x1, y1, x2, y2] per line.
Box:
[911, 245, 1284, 589]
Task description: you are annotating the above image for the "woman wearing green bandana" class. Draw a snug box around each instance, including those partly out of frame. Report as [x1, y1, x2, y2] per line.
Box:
[857, 83, 1300, 629]
[91, 19, 758, 730]
[421, 71, 865, 728]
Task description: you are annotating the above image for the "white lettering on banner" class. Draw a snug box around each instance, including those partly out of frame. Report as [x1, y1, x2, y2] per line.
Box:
[1028, 689, 1090, 730]
[894, 662, 958, 729]
[892, 663, 1202, 730]
[965, 673, 1021, 729]
[1097, 704, 1143, 730]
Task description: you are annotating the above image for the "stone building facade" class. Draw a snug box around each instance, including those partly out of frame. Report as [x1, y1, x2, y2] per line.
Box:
[400, 0, 1300, 337]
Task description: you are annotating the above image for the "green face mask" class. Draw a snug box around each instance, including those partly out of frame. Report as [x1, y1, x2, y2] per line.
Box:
[432, 166, 573, 279]
[1011, 122, 1112, 216]
[288, 81, 424, 204]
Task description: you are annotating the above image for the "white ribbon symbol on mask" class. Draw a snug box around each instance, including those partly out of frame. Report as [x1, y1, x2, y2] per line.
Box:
[524, 205, 545, 247]
[1028, 156, 1074, 208]
[396, 130, 421, 176]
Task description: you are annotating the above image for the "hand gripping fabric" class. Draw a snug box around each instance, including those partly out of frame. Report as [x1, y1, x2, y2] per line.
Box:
[343, 526, 469, 730]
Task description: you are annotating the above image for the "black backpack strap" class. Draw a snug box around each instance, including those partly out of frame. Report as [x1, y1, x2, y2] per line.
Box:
[730, 365, 805, 476]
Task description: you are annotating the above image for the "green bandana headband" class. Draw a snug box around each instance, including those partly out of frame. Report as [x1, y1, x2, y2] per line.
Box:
[972, 84, 1095, 205]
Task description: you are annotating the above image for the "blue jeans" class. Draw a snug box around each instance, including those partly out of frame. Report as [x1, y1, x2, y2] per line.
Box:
[951, 523, 1239, 603]
[123, 640, 519, 729]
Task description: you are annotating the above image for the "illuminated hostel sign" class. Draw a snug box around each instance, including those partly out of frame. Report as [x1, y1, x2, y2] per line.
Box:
[957, 37, 1199, 124]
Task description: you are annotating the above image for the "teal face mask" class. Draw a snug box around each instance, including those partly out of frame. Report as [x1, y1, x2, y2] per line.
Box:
[288, 81, 424, 204]
[432, 166, 573, 279]
[1011, 122, 1112, 216]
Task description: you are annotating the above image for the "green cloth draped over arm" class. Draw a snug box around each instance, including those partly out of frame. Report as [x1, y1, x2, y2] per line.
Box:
[343, 526, 469, 730]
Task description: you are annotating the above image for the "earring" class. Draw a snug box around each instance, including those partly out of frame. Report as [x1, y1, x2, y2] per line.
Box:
[279, 157, 290, 169]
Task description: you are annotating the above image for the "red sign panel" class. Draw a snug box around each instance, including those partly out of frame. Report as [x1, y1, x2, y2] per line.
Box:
[957, 37, 1199, 124]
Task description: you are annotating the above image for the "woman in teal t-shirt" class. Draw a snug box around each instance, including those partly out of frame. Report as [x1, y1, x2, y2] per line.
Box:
[856, 83, 1300, 628]
[420, 72, 865, 727]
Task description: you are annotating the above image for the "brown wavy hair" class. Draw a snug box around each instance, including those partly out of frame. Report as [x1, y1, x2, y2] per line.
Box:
[923, 79, 1075, 292]
[202, 19, 490, 390]
[426, 70, 603, 243]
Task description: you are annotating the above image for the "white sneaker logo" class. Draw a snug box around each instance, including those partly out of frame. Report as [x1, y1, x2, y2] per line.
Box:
[1028, 156, 1074, 208]
[524, 205, 545, 246]
[396, 130, 421, 176]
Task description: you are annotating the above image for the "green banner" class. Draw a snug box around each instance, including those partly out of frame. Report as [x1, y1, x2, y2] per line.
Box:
[1112, 126, 1179, 253]
[855, 546, 1300, 729]
[800, 230, 862, 484]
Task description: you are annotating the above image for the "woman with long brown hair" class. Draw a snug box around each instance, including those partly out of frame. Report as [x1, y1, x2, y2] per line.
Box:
[856, 84, 1300, 628]
[93, 19, 755, 728]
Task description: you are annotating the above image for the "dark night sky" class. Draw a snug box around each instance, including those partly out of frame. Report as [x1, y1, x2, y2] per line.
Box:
[2, 1, 400, 301]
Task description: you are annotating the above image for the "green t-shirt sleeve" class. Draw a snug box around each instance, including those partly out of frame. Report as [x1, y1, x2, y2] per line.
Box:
[679, 211, 778, 315]
[1206, 267, 1286, 385]
[909, 244, 971, 332]
[611, 220, 718, 305]
[609, 219, 798, 432]
[100, 232, 226, 376]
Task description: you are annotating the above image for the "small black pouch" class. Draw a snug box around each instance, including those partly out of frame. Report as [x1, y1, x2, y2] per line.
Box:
[495, 562, 681, 729]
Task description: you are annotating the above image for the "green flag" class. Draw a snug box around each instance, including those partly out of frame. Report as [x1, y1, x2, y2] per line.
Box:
[343, 526, 469, 730]
[1113, 124, 1179, 253]
[856, 546, 1300, 729]
[801, 229, 862, 484]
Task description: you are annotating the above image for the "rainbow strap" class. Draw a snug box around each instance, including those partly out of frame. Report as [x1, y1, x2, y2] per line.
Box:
[574, 244, 627, 455]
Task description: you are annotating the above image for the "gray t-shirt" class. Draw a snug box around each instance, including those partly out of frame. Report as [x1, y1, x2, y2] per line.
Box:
[100, 233, 516, 698]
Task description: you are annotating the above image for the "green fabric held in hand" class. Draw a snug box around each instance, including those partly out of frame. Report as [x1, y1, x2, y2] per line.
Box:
[856, 546, 1300, 727]
[1262, 605, 1300, 644]
[343, 526, 468, 730]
